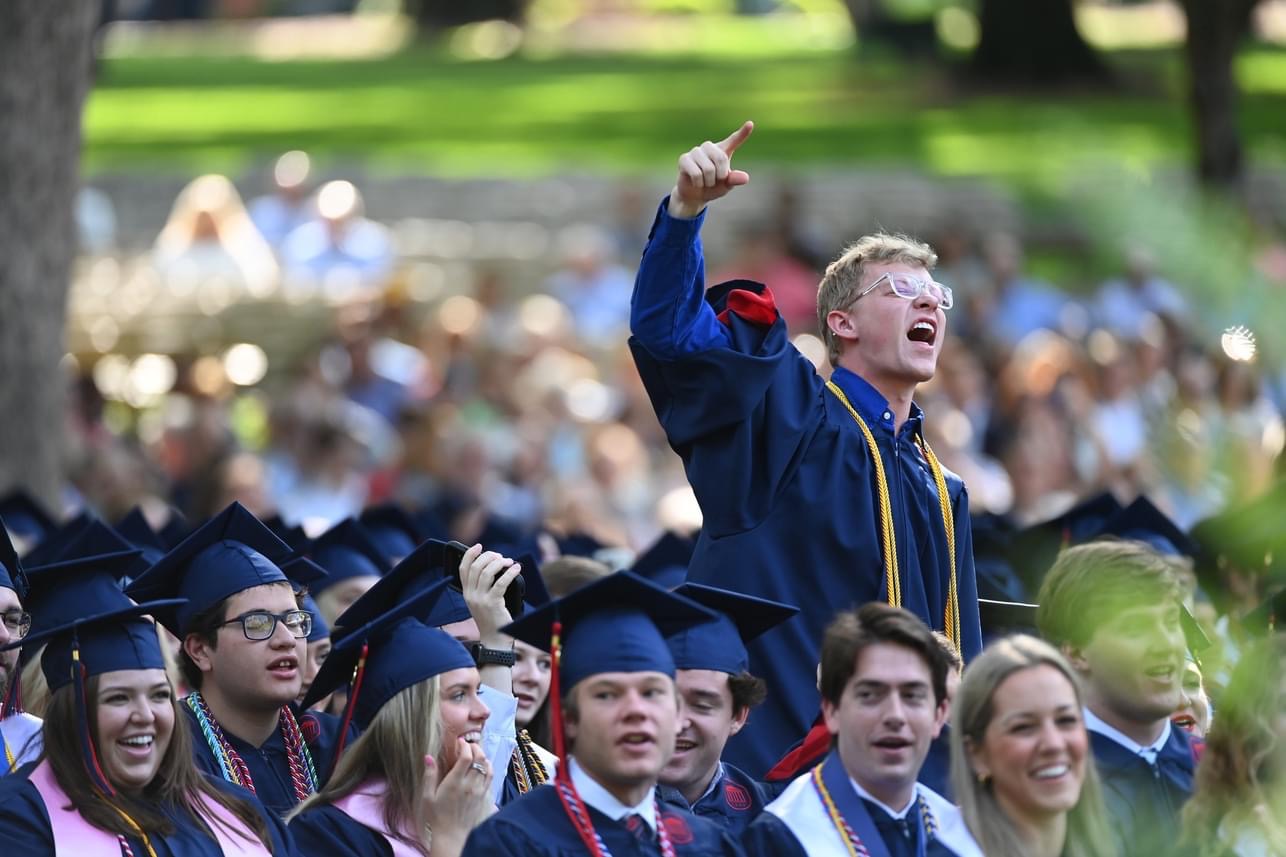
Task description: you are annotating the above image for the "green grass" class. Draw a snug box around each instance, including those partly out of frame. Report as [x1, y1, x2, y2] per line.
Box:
[84, 42, 1286, 191]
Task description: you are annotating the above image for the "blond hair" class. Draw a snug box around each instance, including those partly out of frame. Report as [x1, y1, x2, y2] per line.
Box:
[950, 635, 1117, 857]
[289, 676, 443, 855]
[816, 233, 937, 364]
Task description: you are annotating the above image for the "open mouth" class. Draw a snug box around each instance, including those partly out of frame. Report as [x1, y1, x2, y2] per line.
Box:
[872, 736, 912, 752]
[514, 692, 536, 707]
[673, 738, 698, 753]
[461, 730, 483, 744]
[618, 733, 655, 750]
[1171, 714, 1197, 732]
[907, 319, 937, 347]
[1144, 664, 1176, 683]
[268, 657, 298, 676]
[119, 735, 155, 756]
[1032, 763, 1069, 780]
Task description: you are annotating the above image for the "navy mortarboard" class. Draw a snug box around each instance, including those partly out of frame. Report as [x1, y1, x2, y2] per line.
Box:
[299, 592, 330, 644]
[358, 502, 425, 564]
[20, 511, 95, 569]
[307, 518, 389, 596]
[23, 549, 144, 639]
[125, 501, 295, 636]
[114, 507, 173, 569]
[0, 490, 55, 553]
[0, 519, 28, 602]
[462, 572, 741, 857]
[668, 583, 798, 676]
[1101, 495, 1198, 559]
[629, 530, 696, 591]
[331, 538, 472, 637]
[1007, 492, 1122, 594]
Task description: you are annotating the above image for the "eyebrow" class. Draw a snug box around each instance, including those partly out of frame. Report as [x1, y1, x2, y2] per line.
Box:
[1000, 704, 1079, 723]
[686, 689, 724, 703]
[854, 679, 928, 691]
[99, 682, 171, 696]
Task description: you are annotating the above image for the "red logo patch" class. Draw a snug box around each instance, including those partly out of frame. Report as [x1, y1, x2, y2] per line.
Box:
[299, 715, 321, 743]
[662, 814, 694, 845]
[724, 782, 752, 811]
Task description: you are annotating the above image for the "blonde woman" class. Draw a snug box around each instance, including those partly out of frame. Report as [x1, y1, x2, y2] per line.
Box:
[951, 634, 1117, 857]
[288, 579, 495, 857]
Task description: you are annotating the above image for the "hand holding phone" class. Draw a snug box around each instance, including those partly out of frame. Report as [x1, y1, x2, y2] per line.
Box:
[447, 541, 526, 638]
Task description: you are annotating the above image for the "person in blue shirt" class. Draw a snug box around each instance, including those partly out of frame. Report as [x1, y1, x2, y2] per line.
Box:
[462, 571, 745, 856]
[1035, 538, 1195, 852]
[657, 584, 797, 834]
[126, 502, 350, 818]
[629, 121, 980, 775]
[0, 567, 292, 855]
[742, 603, 980, 857]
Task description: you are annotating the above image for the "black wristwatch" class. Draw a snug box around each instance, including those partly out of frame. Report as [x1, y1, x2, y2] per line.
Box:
[469, 642, 516, 668]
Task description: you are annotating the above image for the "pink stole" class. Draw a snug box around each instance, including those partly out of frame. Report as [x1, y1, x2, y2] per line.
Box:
[28, 760, 272, 856]
[333, 778, 423, 857]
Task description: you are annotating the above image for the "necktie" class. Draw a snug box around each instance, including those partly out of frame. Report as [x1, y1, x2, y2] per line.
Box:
[624, 812, 655, 846]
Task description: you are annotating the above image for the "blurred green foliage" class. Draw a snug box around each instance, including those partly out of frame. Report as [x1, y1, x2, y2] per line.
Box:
[84, 43, 1286, 190]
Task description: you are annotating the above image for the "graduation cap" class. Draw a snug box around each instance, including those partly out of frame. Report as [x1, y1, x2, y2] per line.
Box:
[629, 530, 696, 591]
[0, 591, 184, 797]
[0, 489, 56, 547]
[1007, 493, 1123, 594]
[114, 507, 172, 570]
[281, 555, 330, 594]
[331, 539, 471, 638]
[1100, 496, 1197, 559]
[0, 521, 27, 601]
[971, 513, 1027, 603]
[500, 571, 716, 834]
[303, 578, 474, 774]
[21, 511, 95, 569]
[125, 502, 295, 636]
[24, 549, 145, 640]
[666, 583, 798, 675]
[359, 503, 426, 563]
[258, 514, 305, 551]
[307, 518, 390, 595]
[40, 518, 148, 587]
[158, 509, 190, 550]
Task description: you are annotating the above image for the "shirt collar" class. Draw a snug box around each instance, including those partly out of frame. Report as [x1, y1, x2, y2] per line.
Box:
[829, 367, 924, 436]
[1083, 707, 1171, 764]
[849, 776, 918, 819]
[569, 757, 658, 835]
[696, 762, 725, 805]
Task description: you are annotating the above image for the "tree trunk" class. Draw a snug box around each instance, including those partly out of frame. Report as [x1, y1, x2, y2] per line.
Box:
[0, 1, 97, 509]
[971, 0, 1109, 86]
[1178, 0, 1261, 189]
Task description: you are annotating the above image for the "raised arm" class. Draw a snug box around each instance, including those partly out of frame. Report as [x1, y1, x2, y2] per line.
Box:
[630, 122, 754, 359]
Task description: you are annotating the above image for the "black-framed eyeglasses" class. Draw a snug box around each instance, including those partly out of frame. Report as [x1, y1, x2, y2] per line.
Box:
[216, 609, 311, 641]
[1, 609, 31, 641]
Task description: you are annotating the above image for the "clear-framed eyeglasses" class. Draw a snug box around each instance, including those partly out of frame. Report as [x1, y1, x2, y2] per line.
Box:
[217, 609, 312, 641]
[1, 609, 31, 640]
[855, 272, 953, 310]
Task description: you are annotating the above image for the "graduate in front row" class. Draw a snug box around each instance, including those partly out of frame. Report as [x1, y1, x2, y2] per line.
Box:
[287, 578, 496, 856]
[743, 603, 981, 857]
[657, 583, 797, 834]
[0, 568, 292, 854]
[462, 571, 746, 856]
[127, 502, 350, 817]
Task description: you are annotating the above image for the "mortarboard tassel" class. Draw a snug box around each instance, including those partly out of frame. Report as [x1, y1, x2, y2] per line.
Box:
[545, 618, 608, 857]
[329, 641, 368, 781]
[548, 620, 566, 773]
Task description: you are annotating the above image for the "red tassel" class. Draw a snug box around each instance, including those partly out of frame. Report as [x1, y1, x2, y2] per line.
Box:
[330, 642, 368, 780]
[548, 620, 567, 779]
[72, 639, 116, 797]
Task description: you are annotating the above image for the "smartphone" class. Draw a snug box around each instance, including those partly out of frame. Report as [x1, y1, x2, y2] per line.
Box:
[444, 540, 527, 617]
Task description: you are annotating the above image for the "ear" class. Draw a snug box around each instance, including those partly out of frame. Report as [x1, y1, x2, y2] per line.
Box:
[1062, 642, 1090, 676]
[932, 695, 949, 740]
[183, 632, 216, 677]
[820, 697, 841, 738]
[963, 734, 990, 782]
[826, 308, 859, 348]
[728, 704, 751, 737]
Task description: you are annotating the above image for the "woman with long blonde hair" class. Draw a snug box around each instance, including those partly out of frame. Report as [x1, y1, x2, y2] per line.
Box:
[288, 579, 495, 857]
[951, 634, 1117, 857]
[1180, 634, 1286, 856]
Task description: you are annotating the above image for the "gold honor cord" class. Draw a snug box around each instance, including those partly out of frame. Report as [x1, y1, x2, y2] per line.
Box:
[826, 381, 960, 649]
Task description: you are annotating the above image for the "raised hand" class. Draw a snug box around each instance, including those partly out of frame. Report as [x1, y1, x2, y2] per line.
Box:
[422, 740, 495, 857]
[458, 543, 522, 645]
[668, 120, 754, 219]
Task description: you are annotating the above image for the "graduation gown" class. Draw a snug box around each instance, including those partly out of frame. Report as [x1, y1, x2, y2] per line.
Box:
[1090, 725, 1194, 852]
[182, 703, 350, 818]
[290, 803, 398, 857]
[462, 782, 745, 857]
[742, 752, 980, 857]
[658, 763, 784, 836]
[629, 201, 981, 775]
[0, 768, 295, 856]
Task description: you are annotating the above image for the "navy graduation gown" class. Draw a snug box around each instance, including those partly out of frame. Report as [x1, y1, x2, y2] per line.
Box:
[0, 771, 295, 856]
[1090, 726, 1194, 852]
[629, 201, 981, 775]
[743, 807, 962, 857]
[462, 783, 745, 856]
[658, 763, 783, 836]
[289, 803, 393, 856]
[182, 703, 351, 818]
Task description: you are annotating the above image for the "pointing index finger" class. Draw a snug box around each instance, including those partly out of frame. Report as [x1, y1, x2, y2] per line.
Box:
[718, 120, 754, 155]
